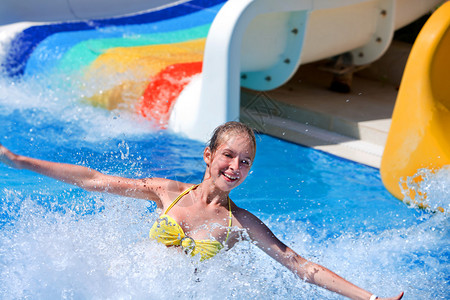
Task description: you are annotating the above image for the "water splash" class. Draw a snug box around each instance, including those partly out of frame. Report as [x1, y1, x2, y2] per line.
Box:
[400, 166, 450, 213]
[0, 192, 315, 299]
[2, 188, 447, 299]
[0, 73, 157, 145]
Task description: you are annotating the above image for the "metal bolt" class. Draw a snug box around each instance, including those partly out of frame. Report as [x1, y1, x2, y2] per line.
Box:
[265, 76, 272, 81]
[381, 10, 387, 17]
[291, 28, 298, 34]
[241, 74, 247, 79]
[284, 58, 291, 64]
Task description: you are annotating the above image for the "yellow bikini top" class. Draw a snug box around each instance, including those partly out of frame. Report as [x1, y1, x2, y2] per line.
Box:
[149, 184, 232, 261]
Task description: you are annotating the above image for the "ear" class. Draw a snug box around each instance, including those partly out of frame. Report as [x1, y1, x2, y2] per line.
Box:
[203, 147, 212, 166]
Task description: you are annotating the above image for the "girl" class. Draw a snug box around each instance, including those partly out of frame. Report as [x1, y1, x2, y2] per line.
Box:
[0, 121, 403, 300]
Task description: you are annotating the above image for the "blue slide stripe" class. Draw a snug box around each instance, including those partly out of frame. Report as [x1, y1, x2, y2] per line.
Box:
[3, 0, 226, 77]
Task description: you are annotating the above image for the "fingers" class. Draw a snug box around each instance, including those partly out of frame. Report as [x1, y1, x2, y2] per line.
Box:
[380, 291, 404, 300]
[0, 144, 17, 168]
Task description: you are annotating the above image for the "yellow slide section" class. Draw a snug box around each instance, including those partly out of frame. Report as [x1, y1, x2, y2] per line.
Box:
[381, 2, 450, 209]
[83, 39, 205, 110]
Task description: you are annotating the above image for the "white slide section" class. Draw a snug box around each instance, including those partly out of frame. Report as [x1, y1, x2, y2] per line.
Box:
[171, 0, 443, 141]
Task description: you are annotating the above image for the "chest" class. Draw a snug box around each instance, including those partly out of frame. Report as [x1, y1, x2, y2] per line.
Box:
[166, 204, 231, 242]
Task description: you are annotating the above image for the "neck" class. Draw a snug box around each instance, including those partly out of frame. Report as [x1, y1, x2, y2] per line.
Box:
[197, 180, 230, 206]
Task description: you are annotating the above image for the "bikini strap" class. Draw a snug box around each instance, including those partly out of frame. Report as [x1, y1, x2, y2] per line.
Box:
[225, 196, 232, 242]
[164, 184, 200, 214]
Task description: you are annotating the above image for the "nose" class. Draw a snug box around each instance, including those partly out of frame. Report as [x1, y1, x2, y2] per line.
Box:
[230, 156, 240, 171]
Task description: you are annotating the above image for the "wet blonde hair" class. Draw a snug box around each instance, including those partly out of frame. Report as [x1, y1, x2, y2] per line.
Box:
[208, 121, 256, 157]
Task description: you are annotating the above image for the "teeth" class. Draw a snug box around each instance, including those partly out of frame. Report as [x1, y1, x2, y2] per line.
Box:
[223, 173, 238, 180]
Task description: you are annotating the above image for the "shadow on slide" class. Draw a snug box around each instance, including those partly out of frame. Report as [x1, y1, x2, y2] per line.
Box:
[381, 2, 450, 211]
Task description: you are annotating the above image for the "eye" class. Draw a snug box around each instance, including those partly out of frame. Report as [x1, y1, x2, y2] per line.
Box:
[223, 152, 233, 158]
[241, 159, 251, 166]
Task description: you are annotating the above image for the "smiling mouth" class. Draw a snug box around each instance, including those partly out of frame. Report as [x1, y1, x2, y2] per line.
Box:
[223, 172, 239, 181]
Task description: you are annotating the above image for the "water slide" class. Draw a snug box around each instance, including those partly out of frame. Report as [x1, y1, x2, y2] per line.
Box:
[380, 1, 450, 211]
[0, 0, 443, 141]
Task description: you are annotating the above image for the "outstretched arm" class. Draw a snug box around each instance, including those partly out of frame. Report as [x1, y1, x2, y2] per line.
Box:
[0, 143, 167, 205]
[236, 208, 403, 300]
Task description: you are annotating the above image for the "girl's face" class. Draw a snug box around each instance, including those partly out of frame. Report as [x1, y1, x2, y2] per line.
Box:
[204, 133, 255, 192]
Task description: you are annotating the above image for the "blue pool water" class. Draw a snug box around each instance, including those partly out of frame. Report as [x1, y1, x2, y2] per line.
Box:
[0, 73, 449, 299]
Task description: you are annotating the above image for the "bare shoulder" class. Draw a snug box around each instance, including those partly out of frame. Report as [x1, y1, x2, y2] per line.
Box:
[231, 204, 265, 230]
[123, 177, 185, 207]
[156, 179, 195, 209]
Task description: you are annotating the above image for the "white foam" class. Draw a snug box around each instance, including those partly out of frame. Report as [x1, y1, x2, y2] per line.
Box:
[0, 22, 36, 59]
[2, 190, 447, 299]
